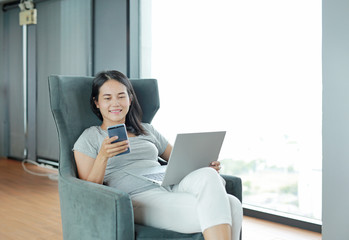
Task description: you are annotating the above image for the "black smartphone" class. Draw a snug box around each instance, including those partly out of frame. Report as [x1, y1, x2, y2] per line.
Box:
[107, 123, 130, 155]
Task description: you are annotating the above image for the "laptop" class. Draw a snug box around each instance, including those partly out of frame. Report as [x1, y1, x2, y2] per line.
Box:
[127, 131, 226, 187]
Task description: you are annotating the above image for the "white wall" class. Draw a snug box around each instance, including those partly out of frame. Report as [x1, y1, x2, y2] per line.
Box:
[322, 0, 349, 239]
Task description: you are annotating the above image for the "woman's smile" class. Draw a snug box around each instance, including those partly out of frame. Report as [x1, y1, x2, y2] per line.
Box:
[109, 109, 122, 114]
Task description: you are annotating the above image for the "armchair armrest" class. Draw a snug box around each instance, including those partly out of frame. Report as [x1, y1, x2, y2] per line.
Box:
[59, 175, 134, 240]
[221, 174, 242, 203]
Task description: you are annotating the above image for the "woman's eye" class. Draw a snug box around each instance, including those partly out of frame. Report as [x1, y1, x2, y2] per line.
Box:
[104, 97, 111, 100]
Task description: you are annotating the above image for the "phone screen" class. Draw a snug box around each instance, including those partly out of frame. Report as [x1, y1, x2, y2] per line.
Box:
[107, 124, 130, 155]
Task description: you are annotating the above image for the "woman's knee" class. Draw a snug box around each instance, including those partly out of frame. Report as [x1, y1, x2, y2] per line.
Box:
[195, 167, 221, 181]
[197, 167, 226, 186]
[177, 167, 225, 193]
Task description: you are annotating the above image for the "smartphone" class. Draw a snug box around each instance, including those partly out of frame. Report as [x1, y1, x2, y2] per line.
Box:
[107, 123, 130, 155]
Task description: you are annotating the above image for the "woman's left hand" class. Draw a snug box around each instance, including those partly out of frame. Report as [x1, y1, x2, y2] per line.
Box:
[209, 161, 221, 173]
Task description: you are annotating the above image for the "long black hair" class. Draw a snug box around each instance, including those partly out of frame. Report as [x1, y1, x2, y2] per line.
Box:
[90, 70, 146, 136]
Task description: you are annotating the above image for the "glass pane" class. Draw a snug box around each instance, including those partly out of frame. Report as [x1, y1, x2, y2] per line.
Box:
[141, 0, 322, 221]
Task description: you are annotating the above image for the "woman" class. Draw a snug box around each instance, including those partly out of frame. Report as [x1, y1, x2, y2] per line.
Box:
[73, 70, 242, 240]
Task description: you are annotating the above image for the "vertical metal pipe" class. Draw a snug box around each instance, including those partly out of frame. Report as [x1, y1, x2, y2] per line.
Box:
[22, 24, 28, 159]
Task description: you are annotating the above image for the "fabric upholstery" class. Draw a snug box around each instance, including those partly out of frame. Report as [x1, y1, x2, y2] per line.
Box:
[48, 75, 242, 240]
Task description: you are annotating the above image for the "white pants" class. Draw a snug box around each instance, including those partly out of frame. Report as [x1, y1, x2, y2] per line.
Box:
[131, 167, 243, 240]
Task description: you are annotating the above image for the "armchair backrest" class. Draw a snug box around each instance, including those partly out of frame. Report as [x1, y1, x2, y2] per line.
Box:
[48, 75, 160, 177]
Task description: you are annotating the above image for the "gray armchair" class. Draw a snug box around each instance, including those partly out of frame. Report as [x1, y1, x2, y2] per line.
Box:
[48, 75, 242, 240]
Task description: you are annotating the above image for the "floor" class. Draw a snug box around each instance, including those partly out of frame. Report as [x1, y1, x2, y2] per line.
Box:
[0, 158, 322, 240]
[243, 217, 321, 240]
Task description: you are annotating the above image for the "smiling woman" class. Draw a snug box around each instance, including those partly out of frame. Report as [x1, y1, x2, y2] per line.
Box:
[72, 70, 243, 239]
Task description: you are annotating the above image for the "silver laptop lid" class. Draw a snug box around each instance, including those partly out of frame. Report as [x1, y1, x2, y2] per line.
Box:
[161, 131, 226, 186]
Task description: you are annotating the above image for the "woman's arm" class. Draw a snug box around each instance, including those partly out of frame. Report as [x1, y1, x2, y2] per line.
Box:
[159, 144, 172, 162]
[74, 151, 108, 184]
[74, 136, 129, 184]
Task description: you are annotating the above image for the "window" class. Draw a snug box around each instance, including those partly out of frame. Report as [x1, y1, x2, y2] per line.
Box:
[140, 0, 322, 222]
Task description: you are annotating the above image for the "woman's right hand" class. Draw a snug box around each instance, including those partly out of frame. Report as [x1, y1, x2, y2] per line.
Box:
[74, 136, 128, 184]
[99, 136, 129, 159]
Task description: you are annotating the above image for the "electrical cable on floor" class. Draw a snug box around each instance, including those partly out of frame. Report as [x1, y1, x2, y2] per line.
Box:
[22, 159, 59, 181]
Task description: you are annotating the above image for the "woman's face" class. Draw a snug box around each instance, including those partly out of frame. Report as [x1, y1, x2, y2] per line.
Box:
[95, 79, 131, 128]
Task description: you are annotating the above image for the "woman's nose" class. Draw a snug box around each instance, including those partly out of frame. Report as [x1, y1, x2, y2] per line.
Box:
[111, 97, 120, 106]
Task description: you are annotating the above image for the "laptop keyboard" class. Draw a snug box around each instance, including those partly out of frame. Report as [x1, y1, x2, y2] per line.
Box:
[143, 172, 165, 182]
